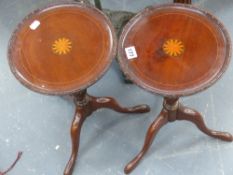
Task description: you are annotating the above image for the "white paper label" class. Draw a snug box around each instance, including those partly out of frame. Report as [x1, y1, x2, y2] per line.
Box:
[125, 46, 138, 59]
[30, 20, 40, 30]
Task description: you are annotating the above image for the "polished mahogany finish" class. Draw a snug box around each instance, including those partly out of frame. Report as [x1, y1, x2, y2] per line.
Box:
[124, 98, 233, 174]
[118, 3, 231, 97]
[8, 2, 116, 95]
[118, 3, 232, 174]
[8, 2, 150, 175]
[64, 90, 150, 175]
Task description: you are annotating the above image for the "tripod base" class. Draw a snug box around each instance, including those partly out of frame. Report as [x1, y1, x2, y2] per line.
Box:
[124, 98, 233, 174]
[63, 90, 150, 175]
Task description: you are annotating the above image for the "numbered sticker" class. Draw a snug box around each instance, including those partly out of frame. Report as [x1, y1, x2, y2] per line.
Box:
[30, 20, 40, 30]
[125, 46, 138, 59]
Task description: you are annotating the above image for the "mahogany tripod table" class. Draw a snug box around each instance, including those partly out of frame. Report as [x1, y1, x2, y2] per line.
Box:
[118, 3, 233, 174]
[7, 2, 150, 175]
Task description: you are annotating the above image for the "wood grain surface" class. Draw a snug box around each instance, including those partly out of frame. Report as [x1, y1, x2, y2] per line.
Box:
[118, 3, 231, 97]
[8, 2, 116, 95]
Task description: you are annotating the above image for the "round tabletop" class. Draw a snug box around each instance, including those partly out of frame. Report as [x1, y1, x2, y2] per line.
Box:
[118, 3, 231, 97]
[8, 2, 116, 95]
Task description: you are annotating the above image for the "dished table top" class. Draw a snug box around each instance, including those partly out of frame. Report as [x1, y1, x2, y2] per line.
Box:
[8, 2, 116, 95]
[118, 3, 231, 97]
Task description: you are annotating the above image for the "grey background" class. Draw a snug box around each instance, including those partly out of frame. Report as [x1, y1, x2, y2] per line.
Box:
[0, 0, 233, 175]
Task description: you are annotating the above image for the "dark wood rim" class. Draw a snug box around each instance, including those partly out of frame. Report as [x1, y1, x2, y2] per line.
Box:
[8, 1, 117, 96]
[117, 3, 232, 97]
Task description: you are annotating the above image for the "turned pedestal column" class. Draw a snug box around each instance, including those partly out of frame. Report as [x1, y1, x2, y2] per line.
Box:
[118, 3, 233, 174]
[7, 2, 150, 175]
